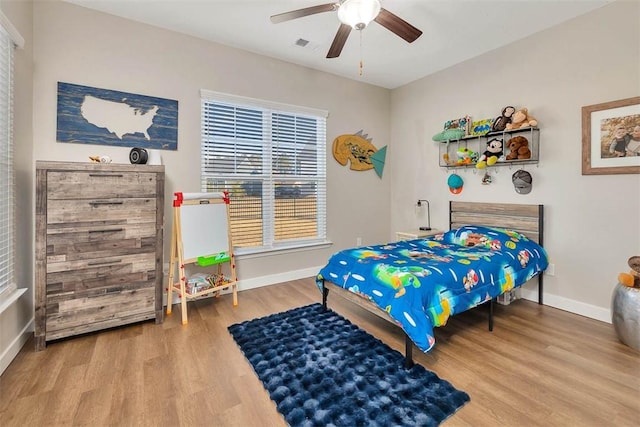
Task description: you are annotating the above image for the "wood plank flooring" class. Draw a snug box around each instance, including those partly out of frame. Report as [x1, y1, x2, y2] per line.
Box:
[1, 277, 638, 426]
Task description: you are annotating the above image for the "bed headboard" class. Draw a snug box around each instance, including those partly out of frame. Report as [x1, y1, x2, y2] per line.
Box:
[449, 201, 544, 245]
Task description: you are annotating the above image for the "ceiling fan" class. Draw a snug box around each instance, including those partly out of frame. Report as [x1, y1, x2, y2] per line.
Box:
[270, 0, 422, 59]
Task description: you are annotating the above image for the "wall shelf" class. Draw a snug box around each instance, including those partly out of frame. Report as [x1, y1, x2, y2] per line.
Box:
[438, 127, 540, 169]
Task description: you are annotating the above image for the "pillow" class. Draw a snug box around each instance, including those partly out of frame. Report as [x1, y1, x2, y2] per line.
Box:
[442, 225, 528, 250]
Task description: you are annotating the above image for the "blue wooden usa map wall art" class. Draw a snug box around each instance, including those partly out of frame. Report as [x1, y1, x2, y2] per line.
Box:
[56, 82, 178, 150]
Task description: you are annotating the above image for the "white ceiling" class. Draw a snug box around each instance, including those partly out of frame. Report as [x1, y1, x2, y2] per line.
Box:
[63, 0, 611, 89]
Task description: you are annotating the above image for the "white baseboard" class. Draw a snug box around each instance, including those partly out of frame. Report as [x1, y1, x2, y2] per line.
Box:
[0, 317, 33, 376]
[236, 266, 323, 291]
[521, 288, 611, 324]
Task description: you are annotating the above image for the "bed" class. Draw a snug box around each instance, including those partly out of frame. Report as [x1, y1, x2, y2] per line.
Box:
[316, 201, 548, 367]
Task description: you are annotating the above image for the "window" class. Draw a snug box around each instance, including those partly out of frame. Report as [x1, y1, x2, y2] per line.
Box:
[201, 90, 328, 253]
[0, 14, 20, 299]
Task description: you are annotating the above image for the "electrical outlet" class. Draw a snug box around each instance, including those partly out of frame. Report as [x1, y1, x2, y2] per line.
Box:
[546, 263, 555, 276]
[356, 237, 362, 246]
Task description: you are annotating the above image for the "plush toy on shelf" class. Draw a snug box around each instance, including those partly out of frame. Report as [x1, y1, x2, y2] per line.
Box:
[506, 136, 531, 160]
[456, 147, 478, 165]
[476, 137, 504, 169]
[432, 128, 465, 142]
[506, 108, 538, 130]
[490, 106, 515, 132]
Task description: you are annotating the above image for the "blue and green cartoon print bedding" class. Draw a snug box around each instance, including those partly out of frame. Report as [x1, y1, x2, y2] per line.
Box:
[316, 226, 549, 353]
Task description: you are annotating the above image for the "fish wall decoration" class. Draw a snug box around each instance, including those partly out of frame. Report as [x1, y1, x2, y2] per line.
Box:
[332, 130, 387, 178]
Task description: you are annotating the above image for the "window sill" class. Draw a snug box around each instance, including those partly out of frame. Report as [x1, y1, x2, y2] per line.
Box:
[0, 288, 27, 315]
[235, 240, 333, 259]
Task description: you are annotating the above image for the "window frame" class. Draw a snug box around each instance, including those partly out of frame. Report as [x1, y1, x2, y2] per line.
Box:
[200, 90, 330, 256]
[0, 11, 23, 306]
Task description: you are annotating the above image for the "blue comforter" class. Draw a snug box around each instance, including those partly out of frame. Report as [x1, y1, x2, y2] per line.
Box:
[316, 226, 549, 353]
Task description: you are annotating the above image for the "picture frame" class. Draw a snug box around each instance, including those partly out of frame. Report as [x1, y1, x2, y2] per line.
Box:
[470, 118, 494, 136]
[443, 115, 471, 136]
[581, 96, 640, 175]
[57, 82, 179, 150]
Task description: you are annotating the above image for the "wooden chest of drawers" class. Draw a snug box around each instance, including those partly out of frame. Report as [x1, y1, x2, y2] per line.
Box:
[35, 161, 165, 350]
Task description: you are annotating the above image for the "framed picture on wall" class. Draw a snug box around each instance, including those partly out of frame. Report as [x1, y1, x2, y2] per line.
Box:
[56, 82, 179, 150]
[582, 96, 640, 175]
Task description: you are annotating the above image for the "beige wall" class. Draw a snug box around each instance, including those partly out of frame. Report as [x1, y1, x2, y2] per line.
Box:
[390, 0, 640, 321]
[0, 0, 33, 373]
[31, 1, 391, 283]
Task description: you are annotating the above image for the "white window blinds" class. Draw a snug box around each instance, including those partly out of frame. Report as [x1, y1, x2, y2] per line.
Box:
[201, 90, 327, 251]
[0, 21, 15, 297]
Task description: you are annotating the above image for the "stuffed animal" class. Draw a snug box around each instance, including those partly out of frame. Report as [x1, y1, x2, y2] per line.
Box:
[476, 137, 504, 169]
[506, 136, 531, 160]
[506, 108, 538, 130]
[432, 128, 465, 142]
[490, 106, 515, 132]
[456, 147, 478, 165]
[619, 256, 640, 288]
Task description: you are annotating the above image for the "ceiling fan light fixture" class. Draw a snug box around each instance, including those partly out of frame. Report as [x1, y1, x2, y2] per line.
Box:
[337, 0, 381, 30]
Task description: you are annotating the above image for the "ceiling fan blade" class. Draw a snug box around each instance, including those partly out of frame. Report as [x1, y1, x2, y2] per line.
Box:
[326, 24, 352, 58]
[270, 3, 338, 24]
[374, 8, 422, 43]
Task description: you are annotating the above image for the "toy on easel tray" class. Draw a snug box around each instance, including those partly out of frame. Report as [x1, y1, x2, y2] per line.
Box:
[186, 272, 230, 295]
[197, 252, 231, 266]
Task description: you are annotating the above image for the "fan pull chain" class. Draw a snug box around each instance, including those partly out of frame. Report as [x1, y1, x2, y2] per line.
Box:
[359, 30, 363, 76]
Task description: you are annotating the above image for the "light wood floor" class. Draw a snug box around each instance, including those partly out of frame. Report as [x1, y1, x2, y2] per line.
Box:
[1, 278, 638, 426]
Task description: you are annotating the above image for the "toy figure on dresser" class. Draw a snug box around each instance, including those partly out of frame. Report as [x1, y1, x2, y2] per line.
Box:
[490, 106, 515, 132]
[476, 137, 504, 169]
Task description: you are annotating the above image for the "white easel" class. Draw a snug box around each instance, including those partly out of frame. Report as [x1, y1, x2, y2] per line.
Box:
[167, 192, 238, 324]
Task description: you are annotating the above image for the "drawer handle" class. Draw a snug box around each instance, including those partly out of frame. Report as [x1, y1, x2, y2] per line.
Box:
[89, 228, 124, 233]
[88, 259, 122, 266]
[89, 201, 124, 206]
[89, 174, 124, 178]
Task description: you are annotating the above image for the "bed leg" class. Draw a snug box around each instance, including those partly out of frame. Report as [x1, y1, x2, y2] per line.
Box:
[321, 280, 329, 310]
[488, 298, 494, 331]
[404, 332, 414, 369]
[538, 274, 544, 305]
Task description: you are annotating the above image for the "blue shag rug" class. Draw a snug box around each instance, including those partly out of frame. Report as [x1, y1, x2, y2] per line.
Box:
[228, 303, 469, 427]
